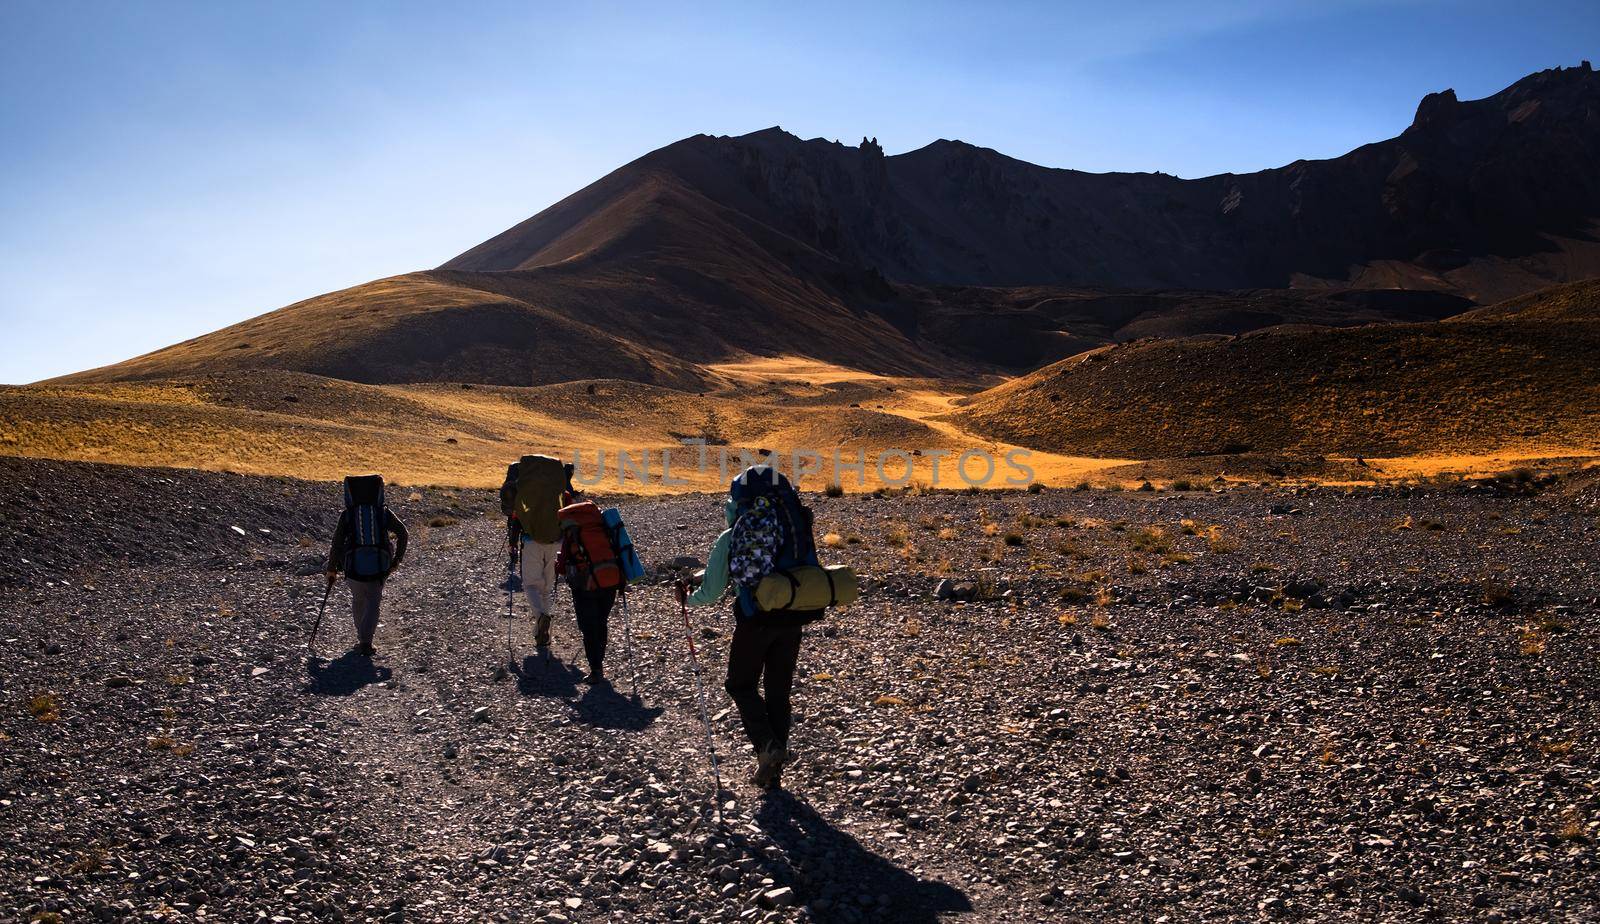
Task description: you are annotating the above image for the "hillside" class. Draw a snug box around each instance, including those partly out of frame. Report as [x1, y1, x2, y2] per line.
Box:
[2, 363, 1140, 490]
[52, 64, 1600, 388]
[450, 65, 1600, 297]
[954, 283, 1600, 457]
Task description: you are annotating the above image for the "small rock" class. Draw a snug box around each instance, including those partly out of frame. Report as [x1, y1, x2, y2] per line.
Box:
[104, 675, 132, 688]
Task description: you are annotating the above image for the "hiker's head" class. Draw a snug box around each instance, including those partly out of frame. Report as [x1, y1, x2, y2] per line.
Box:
[730, 465, 789, 507]
[343, 473, 385, 507]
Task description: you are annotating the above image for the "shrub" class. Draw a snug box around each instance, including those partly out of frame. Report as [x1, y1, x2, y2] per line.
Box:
[1130, 527, 1173, 554]
[28, 693, 60, 723]
[824, 483, 845, 498]
[1027, 482, 1045, 494]
[1003, 532, 1025, 547]
[1173, 479, 1194, 491]
[428, 515, 459, 528]
[1137, 481, 1155, 492]
[1482, 582, 1517, 609]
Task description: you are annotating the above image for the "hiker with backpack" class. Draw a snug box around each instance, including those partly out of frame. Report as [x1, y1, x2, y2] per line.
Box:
[501, 455, 574, 649]
[675, 465, 857, 788]
[324, 474, 409, 657]
[555, 493, 628, 685]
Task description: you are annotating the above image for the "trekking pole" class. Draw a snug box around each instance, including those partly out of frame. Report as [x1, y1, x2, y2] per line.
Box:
[308, 573, 334, 658]
[677, 588, 724, 825]
[619, 588, 641, 700]
[504, 545, 521, 666]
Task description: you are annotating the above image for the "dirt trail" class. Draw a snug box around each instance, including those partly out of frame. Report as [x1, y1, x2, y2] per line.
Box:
[4, 458, 1599, 922]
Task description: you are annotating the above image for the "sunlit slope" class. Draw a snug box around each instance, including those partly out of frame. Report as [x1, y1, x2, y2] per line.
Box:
[50, 274, 712, 389]
[2, 364, 1130, 490]
[954, 314, 1600, 457]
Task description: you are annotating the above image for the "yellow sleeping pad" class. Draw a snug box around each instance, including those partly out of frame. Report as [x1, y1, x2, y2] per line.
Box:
[754, 565, 859, 611]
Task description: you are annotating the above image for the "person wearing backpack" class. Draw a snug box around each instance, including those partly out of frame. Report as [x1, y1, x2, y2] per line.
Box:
[555, 493, 625, 685]
[502, 455, 572, 648]
[324, 474, 409, 657]
[675, 465, 822, 788]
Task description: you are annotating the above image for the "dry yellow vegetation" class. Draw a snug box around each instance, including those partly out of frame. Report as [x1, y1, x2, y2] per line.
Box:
[0, 360, 1128, 492]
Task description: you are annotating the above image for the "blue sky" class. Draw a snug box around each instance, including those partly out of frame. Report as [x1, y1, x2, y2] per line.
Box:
[1, 0, 1596, 383]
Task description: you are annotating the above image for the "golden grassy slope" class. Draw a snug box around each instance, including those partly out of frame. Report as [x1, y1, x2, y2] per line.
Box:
[2, 362, 1127, 492]
[954, 315, 1600, 458]
[51, 273, 712, 390]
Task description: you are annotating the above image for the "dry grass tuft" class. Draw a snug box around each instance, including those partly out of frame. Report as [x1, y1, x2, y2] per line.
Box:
[29, 693, 60, 723]
[1517, 625, 1548, 657]
[1130, 527, 1173, 554]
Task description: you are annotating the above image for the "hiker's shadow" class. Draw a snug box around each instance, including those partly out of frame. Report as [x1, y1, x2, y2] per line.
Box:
[571, 681, 664, 731]
[514, 653, 582, 699]
[304, 651, 391, 696]
[743, 790, 972, 924]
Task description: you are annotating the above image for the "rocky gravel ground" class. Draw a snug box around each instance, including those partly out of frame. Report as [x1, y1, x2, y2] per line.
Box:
[2, 457, 1597, 922]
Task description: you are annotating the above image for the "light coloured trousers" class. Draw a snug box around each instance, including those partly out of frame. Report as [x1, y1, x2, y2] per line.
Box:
[347, 578, 383, 645]
[521, 539, 559, 617]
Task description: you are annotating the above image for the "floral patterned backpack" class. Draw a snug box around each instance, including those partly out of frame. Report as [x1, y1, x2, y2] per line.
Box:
[727, 466, 820, 620]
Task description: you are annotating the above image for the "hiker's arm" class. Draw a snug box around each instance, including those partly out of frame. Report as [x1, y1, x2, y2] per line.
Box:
[685, 529, 731, 606]
[325, 512, 348, 574]
[506, 516, 522, 548]
[388, 511, 409, 569]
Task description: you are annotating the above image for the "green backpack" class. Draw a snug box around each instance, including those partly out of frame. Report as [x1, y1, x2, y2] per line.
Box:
[511, 454, 566, 543]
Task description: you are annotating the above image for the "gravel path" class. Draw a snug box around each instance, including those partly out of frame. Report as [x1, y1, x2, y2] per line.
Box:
[2, 458, 1597, 922]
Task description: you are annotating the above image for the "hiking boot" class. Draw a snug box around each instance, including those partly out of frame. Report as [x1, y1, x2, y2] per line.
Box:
[535, 614, 552, 648]
[581, 669, 605, 686]
[357, 642, 376, 657]
[751, 743, 787, 788]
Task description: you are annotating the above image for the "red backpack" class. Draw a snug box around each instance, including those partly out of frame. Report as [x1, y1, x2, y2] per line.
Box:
[558, 500, 624, 592]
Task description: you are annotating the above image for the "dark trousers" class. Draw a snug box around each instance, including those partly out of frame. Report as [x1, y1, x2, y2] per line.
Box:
[724, 618, 803, 754]
[347, 578, 383, 646]
[571, 587, 616, 674]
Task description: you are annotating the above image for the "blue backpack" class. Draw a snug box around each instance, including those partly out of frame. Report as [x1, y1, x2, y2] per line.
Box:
[601, 507, 647, 583]
[728, 466, 819, 619]
[342, 474, 392, 582]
